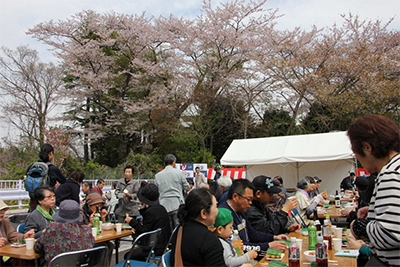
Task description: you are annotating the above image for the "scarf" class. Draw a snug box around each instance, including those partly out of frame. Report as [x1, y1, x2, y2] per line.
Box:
[36, 205, 55, 222]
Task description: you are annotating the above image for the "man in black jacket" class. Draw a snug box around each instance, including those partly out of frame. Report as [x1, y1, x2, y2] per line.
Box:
[245, 175, 300, 235]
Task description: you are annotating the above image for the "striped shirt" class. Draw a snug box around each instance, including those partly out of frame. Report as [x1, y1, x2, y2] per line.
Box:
[367, 153, 400, 266]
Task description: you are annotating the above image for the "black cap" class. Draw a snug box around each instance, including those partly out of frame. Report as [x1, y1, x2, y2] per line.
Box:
[252, 175, 282, 194]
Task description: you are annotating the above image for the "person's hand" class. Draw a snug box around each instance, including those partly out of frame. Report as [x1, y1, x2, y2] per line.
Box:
[287, 224, 300, 232]
[320, 191, 328, 199]
[100, 209, 108, 221]
[89, 212, 95, 226]
[274, 234, 289, 240]
[23, 229, 35, 239]
[125, 215, 132, 223]
[282, 197, 297, 213]
[246, 248, 258, 260]
[268, 241, 287, 251]
[357, 206, 368, 218]
[340, 209, 351, 216]
[347, 237, 363, 250]
[0, 237, 7, 247]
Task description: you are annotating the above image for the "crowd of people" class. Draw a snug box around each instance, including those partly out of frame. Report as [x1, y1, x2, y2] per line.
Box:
[0, 114, 399, 267]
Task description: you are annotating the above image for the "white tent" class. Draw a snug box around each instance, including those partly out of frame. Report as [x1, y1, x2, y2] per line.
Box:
[220, 131, 355, 195]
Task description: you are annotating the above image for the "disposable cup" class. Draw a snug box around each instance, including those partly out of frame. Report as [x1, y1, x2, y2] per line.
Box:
[25, 238, 34, 250]
[92, 227, 97, 238]
[334, 227, 343, 238]
[332, 238, 342, 251]
[301, 228, 308, 236]
[296, 238, 303, 251]
[116, 223, 122, 232]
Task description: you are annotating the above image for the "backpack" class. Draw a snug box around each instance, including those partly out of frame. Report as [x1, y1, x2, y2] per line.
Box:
[25, 162, 51, 194]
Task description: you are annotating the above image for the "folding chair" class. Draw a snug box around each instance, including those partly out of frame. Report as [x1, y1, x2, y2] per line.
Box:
[111, 228, 162, 267]
[16, 223, 25, 234]
[152, 225, 179, 264]
[161, 250, 171, 267]
[7, 213, 29, 229]
[48, 246, 108, 267]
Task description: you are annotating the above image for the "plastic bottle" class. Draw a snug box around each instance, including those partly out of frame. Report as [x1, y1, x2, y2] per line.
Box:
[94, 205, 101, 235]
[335, 190, 340, 208]
[313, 209, 322, 237]
[288, 237, 300, 267]
[325, 214, 332, 232]
[231, 230, 243, 256]
[308, 220, 317, 250]
[315, 236, 328, 267]
[322, 219, 332, 250]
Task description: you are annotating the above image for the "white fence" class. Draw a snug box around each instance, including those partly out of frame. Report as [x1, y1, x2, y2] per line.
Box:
[0, 179, 119, 209]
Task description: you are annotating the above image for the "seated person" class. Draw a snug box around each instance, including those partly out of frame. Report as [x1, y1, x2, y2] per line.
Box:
[245, 175, 300, 235]
[83, 190, 108, 226]
[34, 200, 94, 265]
[309, 176, 322, 199]
[214, 207, 257, 267]
[124, 183, 171, 261]
[294, 177, 325, 226]
[218, 179, 288, 259]
[217, 176, 232, 205]
[0, 198, 34, 266]
[25, 186, 56, 239]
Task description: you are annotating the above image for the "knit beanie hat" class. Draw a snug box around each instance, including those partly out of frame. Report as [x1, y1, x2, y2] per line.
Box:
[214, 208, 233, 227]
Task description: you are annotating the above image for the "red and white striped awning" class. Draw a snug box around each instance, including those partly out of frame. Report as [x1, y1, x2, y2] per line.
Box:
[207, 168, 246, 180]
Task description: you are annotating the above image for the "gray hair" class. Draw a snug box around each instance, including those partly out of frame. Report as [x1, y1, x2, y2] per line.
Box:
[218, 176, 232, 188]
[164, 154, 176, 165]
[297, 178, 309, 190]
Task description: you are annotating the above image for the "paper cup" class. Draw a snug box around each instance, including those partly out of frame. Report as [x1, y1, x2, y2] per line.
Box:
[334, 227, 343, 238]
[92, 227, 97, 238]
[116, 223, 122, 232]
[296, 238, 303, 251]
[25, 238, 34, 250]
[332, 238, 342, 251]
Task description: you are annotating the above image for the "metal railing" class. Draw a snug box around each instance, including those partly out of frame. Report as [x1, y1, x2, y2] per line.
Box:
[0, 178, 154, 209]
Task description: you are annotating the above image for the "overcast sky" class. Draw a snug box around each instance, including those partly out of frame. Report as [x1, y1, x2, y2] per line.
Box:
[0, 0, 399, 139]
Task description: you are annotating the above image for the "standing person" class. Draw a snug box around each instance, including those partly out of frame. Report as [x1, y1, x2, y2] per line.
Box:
[93, 179, 105, 196]
[340, 172, 356, 191]
[26, 144, 66, 210]
[195, 166, 209, 189]
[104, 181, 119, 214]
[347, 114, 400, 266]
[218, 179, 288, 259]
[55, 169, 84, 206]
[214, 166, 223, 196]
[170, 188, 226, 267]
[34, 200, 94, 266]
[274, 176, 287, 199]
[0, 198, 35, 266]
[24, 186, 56, 239]
[245, 175, 300, 235]
[115, 165, 140, 223]
[155, 154, 190, 229]
[124, 183, 171, 261]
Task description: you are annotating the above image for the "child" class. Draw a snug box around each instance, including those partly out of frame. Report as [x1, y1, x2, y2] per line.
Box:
[214, 208, 258, 267]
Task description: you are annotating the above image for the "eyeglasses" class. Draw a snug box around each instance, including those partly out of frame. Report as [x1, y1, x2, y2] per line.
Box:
[237, 193, 253, 203]
[44, 194, 56, 199]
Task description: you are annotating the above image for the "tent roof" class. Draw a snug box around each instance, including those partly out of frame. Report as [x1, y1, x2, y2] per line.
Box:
[221, 131, 353, 166]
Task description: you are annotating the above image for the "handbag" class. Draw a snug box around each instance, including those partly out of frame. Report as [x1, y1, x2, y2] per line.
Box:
[174, 226, 183, 267]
